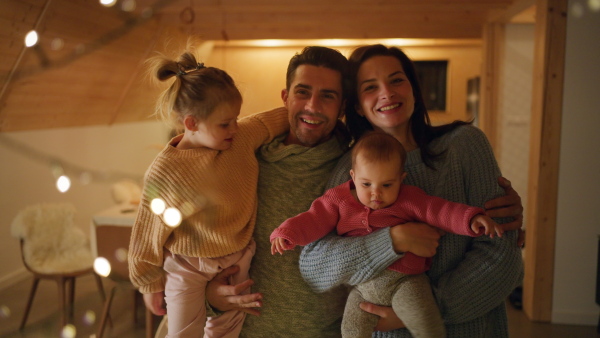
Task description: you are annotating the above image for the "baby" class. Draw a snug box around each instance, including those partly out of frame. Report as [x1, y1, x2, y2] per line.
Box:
[270, 131, 502, 338]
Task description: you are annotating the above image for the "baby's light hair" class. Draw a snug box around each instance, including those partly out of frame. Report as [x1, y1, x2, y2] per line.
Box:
[146, 41, 242, 132]
[351, 131, 407, 171]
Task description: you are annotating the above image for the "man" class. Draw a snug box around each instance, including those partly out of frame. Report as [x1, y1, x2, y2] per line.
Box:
[206, 46, 354, 337]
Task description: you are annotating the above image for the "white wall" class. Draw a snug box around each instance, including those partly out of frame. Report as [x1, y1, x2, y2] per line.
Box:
[498, 23, 534, 232]
[0, 121, 169, 289]
[552, 0, 600, 325]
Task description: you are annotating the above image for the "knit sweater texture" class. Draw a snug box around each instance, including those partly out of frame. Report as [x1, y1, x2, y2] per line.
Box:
[128, 107, 288, 294]
[300, 125, 524, 338]
[240, 134, 348, 338]
[271, 180, 484, 275]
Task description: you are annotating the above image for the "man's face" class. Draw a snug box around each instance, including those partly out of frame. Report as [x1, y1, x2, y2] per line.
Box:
[281, 65, 344, 147]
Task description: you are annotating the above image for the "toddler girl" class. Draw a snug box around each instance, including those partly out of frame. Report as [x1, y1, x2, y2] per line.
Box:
[129, 44, 288, 337]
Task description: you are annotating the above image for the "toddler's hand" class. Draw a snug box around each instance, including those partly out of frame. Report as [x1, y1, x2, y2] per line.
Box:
[270, 237, 290, 255]
[471, 215, 503, 238]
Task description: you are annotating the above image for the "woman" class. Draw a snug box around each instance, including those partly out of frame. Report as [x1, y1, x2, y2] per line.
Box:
[299, 44, 524, 337]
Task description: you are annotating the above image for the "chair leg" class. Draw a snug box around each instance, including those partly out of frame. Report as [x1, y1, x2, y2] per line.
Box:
[93, 273, 107, 302]
[57, 277, 67, 327]
[68, 277, 76, 319]
[19, 277, 40, 330]
[145, 308, 154, 338]
[97, 286, 117, 338]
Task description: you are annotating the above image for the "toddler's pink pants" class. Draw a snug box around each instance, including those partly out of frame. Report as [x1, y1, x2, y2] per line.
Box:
[163, 239, 255, 338]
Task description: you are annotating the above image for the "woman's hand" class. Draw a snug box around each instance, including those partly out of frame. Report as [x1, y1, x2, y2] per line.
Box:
[359, 302, 405, 332]
[389, 222, 443, 257]
[143, 291, 166, 316]
[484, 176, 525, 246]
[205, 265, 263, 316]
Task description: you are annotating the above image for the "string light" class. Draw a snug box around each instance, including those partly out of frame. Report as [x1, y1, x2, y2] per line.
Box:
[163, 207, 182, 227]
[99, 0, 117, 7]
[56, 175, 71, 193]
[0, 135, 143, 193]
[12, 0, 172, 81]
[150, 198, 166, 214]
[24, 31, 38, 47]
[93, 257, 111, 277]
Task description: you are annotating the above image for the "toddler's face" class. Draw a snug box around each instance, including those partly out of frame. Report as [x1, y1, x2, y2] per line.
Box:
[350, 155, 404, 210]
[195, 102, 241, 151]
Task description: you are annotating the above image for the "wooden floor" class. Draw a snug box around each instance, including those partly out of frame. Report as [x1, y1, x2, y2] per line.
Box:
[0, 274, 597, 337]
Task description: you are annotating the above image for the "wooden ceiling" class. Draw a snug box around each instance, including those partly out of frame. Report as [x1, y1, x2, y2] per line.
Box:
[0, 0, 531, 132]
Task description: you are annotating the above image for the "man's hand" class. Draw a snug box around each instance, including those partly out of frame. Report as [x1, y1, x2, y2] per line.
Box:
[484, 176, 525, 246]
[390, 222, 443, 257]
[359, 302, 405, 332]
[205, 265, 263, 316]
[143, 292, 166, 316]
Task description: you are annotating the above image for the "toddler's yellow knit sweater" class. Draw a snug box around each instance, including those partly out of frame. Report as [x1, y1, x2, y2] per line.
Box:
[128, 107, 288, 293]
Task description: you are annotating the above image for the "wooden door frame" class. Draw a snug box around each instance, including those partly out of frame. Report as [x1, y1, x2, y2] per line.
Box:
[481, 0, 567, 322]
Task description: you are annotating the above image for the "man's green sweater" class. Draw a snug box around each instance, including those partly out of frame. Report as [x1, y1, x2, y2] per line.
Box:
[241, 134, 347, 337]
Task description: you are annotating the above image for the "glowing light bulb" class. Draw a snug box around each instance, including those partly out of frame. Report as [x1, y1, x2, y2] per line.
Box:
[163, 207, 182, 227]
[24, 31, 38, 47]
[93, 257, 111, 277]
[56, 175, 71, 193]
[100, 0, 117, 7]
[150, 198, 166, 214]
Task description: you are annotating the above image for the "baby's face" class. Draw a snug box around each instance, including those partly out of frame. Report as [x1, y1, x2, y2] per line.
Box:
[350, 155, 404, 210]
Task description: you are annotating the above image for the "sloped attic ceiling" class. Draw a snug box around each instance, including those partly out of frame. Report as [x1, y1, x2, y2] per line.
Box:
[0, 0, 526, 132]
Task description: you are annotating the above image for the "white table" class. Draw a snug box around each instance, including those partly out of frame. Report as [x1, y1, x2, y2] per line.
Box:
[90, 204, 138, 257]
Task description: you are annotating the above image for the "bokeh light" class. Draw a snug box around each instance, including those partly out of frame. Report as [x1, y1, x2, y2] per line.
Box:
[93, 257, 111, 277]
[0, 305, 11, 319]
[151, 198, 166, 214]
[163, 207, 182, 227]
[56, 175, 71, 193]
[60, 324, 76, 338]
[50, 38, 64, 51]
[122, 0, 136, 12]
[24, 31, 38, 47]
[590, 0, 600, 11]
[83, 310, 96, 325]
[115, 247, 128, 262]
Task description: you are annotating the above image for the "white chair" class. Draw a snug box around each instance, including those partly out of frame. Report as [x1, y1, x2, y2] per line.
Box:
[11, 202, 106, 329]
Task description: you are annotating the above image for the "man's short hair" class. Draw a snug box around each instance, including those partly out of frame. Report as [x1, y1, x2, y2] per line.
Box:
[285, 46, 350, 100]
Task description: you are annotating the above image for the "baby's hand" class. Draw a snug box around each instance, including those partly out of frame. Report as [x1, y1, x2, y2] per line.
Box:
[271, 237, 291, 255]
[471, 215, 503, 238]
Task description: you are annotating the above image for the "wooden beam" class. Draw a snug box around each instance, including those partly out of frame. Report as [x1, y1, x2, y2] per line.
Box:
[487, 0, 535, 22]
[479, 22, 504, 150]
[523, 0, 567, 322]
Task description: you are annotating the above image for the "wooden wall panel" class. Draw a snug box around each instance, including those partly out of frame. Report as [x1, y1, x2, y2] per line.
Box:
[0, 0, 518, 131]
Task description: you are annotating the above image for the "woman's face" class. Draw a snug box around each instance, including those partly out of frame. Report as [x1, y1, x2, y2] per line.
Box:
[356, 55, 415, 134]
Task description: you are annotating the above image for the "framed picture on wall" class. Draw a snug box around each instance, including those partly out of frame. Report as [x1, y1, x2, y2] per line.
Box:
[414, 60, 448, 112]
